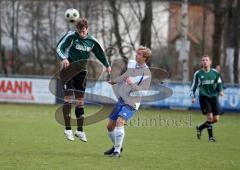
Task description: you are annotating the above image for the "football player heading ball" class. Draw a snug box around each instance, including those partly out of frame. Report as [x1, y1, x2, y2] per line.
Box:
[56, 18, 111, 142]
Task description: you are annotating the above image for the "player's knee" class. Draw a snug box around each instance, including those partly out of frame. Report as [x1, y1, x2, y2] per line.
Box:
[207, 114, 213, 122]
[107, 125, 113, 132]
[76, 98, 84, 108]
[107, 124, 115, 132]
[64, 96, 73, 103]
[213, 116, 219, 123]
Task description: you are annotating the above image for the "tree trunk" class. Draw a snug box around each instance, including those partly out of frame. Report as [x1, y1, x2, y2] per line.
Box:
[108, 0, 127, 60]
[140, 0, 152, 49]
[179, 0, 189, 82]
[0, 0, 1, 74]
[15, 1, 21, 73]
[225, 0, 239, 84]
[11, 0, 16, 74]
[36, 2, 43, 74]
[212, 0, 227, 67]
[232, 0, 240, 84]
[0, 0, 7, 75]
[31, 1, 36, 73]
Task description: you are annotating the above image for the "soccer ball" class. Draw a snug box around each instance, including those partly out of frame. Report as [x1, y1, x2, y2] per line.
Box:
[64, 8, 80, 23]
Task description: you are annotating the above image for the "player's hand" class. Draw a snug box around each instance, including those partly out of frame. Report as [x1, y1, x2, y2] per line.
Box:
[191, 97, 195, 104]
[219, 91, 224, 96]
[126, 77, 134, 85]
[108, 81, 115, 85]
[62, 59, 69, 69]
[106, 67, 111, 73]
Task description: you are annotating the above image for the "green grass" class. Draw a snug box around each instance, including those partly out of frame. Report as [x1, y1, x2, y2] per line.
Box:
[0, 103, 240, 170]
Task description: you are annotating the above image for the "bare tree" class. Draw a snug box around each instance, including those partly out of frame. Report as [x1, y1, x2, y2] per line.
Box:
[0, 0, 6, 75]
[107, 0, 126, 60]
[15, 1, 22, 73]
[140, 0, 152, 49]
[212, 0, 228, 67]
[179, 0, 189, 82]
[0, 0, 8, 75]
[227, 0, 240, 84]
[48, 0, 59, 65]
[128, 0, 153, 49]
[11, 0, 16, 74]
[117, 9, 137, 50]
[0, 0, 2, 73]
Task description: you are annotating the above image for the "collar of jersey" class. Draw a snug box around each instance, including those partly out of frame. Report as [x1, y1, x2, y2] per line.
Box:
[135, 63, 147, 69]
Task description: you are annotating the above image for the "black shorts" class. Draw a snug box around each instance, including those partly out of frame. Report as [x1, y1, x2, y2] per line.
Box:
[199, 96, 220, 115]
[61, 71, 87, 97]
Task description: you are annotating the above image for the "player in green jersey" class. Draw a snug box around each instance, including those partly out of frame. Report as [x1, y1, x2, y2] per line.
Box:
[56, 18, 111, 142]
[190, 55, 224, 142]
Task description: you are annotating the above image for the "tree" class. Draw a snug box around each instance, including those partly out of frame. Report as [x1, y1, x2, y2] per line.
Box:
[0, 0, 6, 75]
[107, 0, 126, 60]
[140, 0, 152, 49]
[228, 0, 240, 84]
[212, 0, 228, 67]
[179, 0, 189, 82]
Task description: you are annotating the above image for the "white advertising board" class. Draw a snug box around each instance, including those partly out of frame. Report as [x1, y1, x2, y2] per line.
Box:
[0, 77, 55, 104]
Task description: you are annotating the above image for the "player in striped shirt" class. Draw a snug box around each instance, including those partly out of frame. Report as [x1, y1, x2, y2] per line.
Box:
[56, 18, 111, 142]
[190, 55, 224, 142]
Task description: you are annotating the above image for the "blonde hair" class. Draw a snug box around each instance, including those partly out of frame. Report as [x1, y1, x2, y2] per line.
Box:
[137, 46, 152, 62]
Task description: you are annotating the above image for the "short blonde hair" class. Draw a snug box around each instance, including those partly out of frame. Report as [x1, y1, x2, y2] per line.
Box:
[137, 46, 152, 62]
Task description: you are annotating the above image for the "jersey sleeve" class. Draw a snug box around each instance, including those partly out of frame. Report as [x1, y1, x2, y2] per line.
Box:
[92, 42, 110, 68]
[215, 73, 223, 92]
[190, 71, 199, 98]
[112, 70, 129, 83]
[56, 31, 74, 61]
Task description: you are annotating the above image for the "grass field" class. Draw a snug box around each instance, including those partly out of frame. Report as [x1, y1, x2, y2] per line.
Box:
[0, 103, 240, 170]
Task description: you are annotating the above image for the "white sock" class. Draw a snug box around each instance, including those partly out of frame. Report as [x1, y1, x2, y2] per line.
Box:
[114, 126, 125, 153]
[108, 129, 116, 144]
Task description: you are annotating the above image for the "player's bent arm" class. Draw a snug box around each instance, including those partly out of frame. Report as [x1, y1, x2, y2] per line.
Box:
[216, 74, 223, 93]
[129, 76, 151, 92]
[112, 71, 129, 83]
[190, 71, 199, 98]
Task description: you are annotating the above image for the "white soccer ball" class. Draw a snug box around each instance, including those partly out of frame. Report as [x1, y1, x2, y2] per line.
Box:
[64, 8, 80, 23]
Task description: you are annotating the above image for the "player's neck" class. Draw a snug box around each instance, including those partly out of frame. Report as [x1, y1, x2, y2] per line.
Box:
[202, 67, 210, 72]
[137, 62, 146, 68]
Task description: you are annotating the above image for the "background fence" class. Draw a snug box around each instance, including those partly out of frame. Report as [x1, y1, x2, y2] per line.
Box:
[1, 76, 239, 112]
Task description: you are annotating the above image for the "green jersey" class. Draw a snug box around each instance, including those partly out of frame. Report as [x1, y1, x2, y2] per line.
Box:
[56, 31, 110, 68]
[190, 68, 223, 98]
